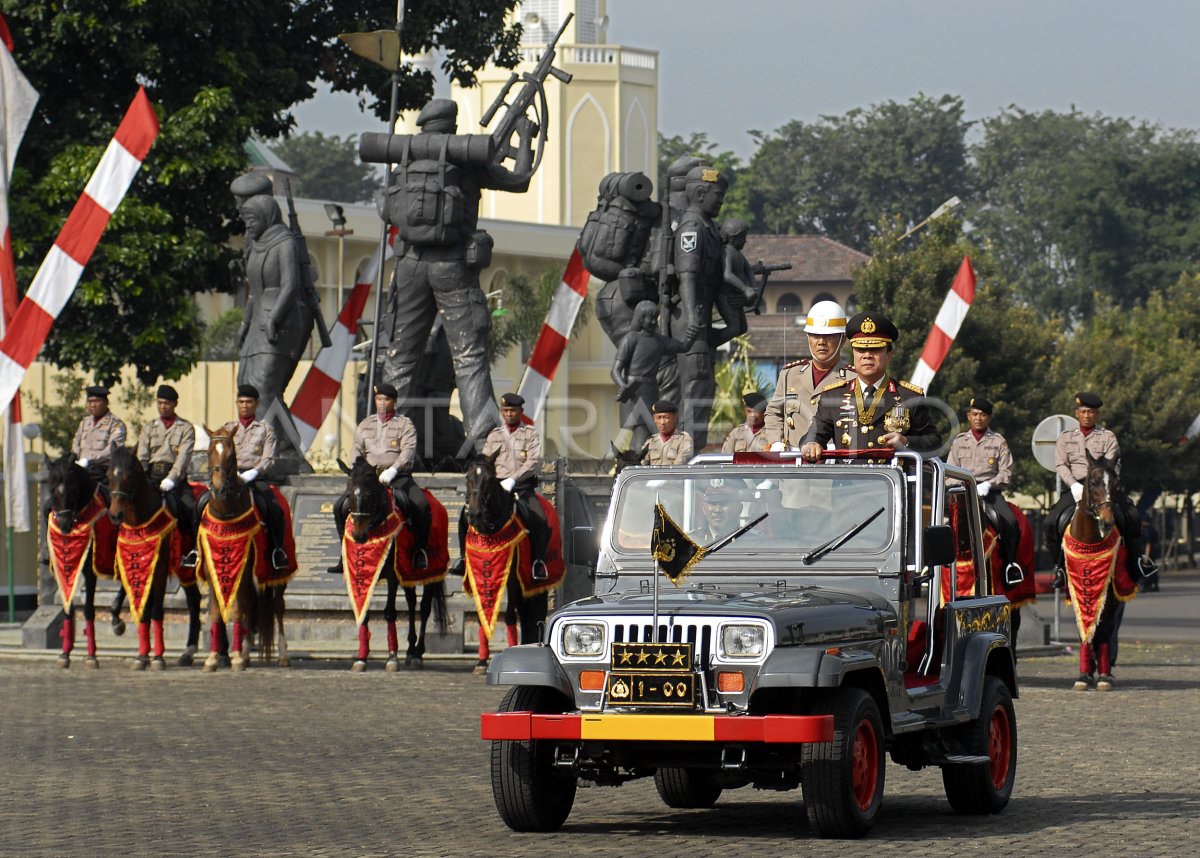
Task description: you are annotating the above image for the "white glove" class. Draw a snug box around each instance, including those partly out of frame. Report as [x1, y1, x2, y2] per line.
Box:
[238, 468, 259, 483]
[160, 477, 176, 492]
[77, 458, 90, 468]
[769, 442, 785, 452]
[500, 477, 516, 492]
[379, 466, 398, 485]
[976, 481, 991, 498]
[1070, 482, 1084, 502]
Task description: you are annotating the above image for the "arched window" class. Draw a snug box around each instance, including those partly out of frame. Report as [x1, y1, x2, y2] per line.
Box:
[845, 293, 858, 315]
[776, 292, 803, 314]
[811, 291, 837, 306]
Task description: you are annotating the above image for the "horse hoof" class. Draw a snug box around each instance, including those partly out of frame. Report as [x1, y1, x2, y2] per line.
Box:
[202, 654, 220, 673]
[130, 656, 150, 671]
[351, 659, 368, 673]
[1097, 674, 1115, 692]
[150, 656, 167, 671]
[177, 645, 198, 667]
[112, 618, 127, 637]
[407, 657, 424, 671]
[231, 657, 247, 672]
[385, 654, 400, 673]
[217, 654, 232, 669]
[56, 654, 70, 669]
[1072, 674, 1093, 691]
[84, 656, 99, 669]
[277, 657, 290, 669]
[472, 660, 489, 676]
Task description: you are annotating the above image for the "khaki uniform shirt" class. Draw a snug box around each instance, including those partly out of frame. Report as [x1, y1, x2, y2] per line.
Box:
[947, 429, 1013, 490]
[71, 412, 127, 464]
[721, 423, 770, 454]
[764, 359, 855, 448]
[482, 424, 540, 483]
[1055, 426, 1119, 486]
[352, 413, 417, 473]
[221, 419, 276, 475]
[642, 431, 694, 466]
[136, 417, 195, 482]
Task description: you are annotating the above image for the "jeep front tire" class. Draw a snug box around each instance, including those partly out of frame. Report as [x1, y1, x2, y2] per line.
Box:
[801, 687, 885, 839]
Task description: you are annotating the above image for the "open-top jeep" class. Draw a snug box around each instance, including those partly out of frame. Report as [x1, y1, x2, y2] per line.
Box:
[480, 450, 1017, 839]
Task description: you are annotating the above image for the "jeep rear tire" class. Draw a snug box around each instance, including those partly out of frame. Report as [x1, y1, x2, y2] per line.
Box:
[654, 767, 723, 808]
[942, 675, 1017, 814]
[801, 688, 885, 839]
[490, 686, 577, 831]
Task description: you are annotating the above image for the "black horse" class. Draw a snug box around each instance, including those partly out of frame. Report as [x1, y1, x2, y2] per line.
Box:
[611, 441, 646, 475]
[462, 450, 553, 672]
[339, 457, 448, 671]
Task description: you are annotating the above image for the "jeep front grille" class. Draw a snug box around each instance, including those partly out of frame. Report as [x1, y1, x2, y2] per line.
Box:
[608, 617, 721, 669]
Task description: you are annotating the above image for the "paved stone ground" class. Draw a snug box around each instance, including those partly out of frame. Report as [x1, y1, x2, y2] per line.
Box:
[1, 642, 1198, 856]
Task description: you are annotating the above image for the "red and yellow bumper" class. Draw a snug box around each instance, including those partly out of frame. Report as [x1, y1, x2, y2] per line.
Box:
[481, 712, 834, 744]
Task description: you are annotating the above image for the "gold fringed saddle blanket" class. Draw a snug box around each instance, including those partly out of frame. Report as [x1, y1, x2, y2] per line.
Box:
[393, 488, 450, 587]
[48, 491, 117, 608]
[1063, 526, 1137, 644]
[116, 507, 180, 624]
[342, 510, 401, 626]
[197, 506, 264, 623]
[942, 522, 998, 606]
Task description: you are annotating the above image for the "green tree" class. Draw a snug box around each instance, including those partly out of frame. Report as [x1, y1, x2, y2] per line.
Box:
[708, 335, 769, 449]
[742, 94, 971, 250]
[26, 370, 85, 457]
[656, 131, 750, 223]
[971, 108, 1200, 320]
[3, 1, 521, 387]
[270, 132, 383, 203]
[201, 308, 244, 361]
[853, 216, 1061, 494]
[487, 266, 592, 362]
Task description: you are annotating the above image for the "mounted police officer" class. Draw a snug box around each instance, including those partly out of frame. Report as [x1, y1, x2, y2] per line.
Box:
[642, 400, 694, 466]
[1047, 392, 1151, 580]
[481, 393, 550, 579]
[800, 312, 941, 460]
[330, 382, 431, 573]
[765, 300, 855, 450]
[136, 384, 196, 531]
[947, 395, 1023, 581]
[71, 386, 126, 485]
[721, 392, 770, 453]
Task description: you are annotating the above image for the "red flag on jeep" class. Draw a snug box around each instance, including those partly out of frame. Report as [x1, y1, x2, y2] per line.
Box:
[651, 502, 705, 586]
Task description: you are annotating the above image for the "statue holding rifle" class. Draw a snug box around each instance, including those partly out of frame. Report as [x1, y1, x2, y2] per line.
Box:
[360, 14, 574, 448]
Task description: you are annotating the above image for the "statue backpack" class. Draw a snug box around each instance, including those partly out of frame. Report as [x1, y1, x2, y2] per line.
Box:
[577, 172, 659, 282]
[392, 135, 467, 246]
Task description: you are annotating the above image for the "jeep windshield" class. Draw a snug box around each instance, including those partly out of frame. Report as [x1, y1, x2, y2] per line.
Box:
[610, 468, 894, 560]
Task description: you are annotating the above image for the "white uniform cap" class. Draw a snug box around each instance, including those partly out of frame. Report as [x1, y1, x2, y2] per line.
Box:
[804, 300, 848, 334]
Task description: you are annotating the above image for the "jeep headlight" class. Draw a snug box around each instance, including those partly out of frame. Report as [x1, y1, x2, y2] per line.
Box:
[561, 622, 606, 657]
[720, 624, 765, 658]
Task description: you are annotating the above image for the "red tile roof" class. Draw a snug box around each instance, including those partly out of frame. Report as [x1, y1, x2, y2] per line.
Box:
[741, 234, 870, 283]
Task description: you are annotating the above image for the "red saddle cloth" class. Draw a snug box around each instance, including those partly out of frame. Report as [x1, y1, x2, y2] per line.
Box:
[116, 507, 180, 624]
[341, 510, 402, 626]
[1062, 526, 1137, 644]
[48, 490, 116, 608]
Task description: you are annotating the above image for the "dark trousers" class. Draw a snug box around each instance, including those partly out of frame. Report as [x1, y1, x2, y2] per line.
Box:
[981, 490, 1020, 569]
[248, 480, 286, 555]
[148, 464, 195, 532]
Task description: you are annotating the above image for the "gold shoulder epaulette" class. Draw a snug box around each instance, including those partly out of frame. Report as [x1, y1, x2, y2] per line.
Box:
[819, 379, 852, 393]
[783, 357, 810, 370]
[899, 380, 924, 394]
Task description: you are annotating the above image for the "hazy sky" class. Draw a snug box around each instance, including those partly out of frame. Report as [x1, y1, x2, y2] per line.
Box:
[294, 0, 1200, 158]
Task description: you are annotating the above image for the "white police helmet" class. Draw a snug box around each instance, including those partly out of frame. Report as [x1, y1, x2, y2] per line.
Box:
[804, 300, 848, 335]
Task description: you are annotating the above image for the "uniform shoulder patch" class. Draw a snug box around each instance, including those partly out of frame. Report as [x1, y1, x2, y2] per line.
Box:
[783, 357, 810, 370]
[899, 380, 924, 394]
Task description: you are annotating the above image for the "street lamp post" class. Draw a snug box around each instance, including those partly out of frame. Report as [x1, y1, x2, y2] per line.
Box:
[899, 195, 963, 241]
[324, 203, 354, 459]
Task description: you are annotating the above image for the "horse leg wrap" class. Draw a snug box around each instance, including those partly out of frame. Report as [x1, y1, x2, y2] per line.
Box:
[478, 632, 490, 663]
[506, 623, 519, 647]
[209, 622, 223, 653]
[61, 617, 75, 654]
[85, 619, 97, 657]
[1097, 642, 1112, 676]
[1079, 644, 1095, 675]
[137, 623, 151, 658]
[387, 621, 399, 653]
[232, 621, 244, 656]
[152, 620, 165, 658]
[358, 624, 371, 660]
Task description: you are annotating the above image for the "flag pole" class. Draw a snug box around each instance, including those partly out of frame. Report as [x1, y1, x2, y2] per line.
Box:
[652, 493, 660, 642]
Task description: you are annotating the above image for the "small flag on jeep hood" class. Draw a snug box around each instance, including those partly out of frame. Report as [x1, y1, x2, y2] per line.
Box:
[652, 503, 705, 585]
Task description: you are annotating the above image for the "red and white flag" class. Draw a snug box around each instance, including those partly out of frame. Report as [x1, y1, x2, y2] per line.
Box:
[516, 249, 591, 424]
[910, 256, 976, 392]
[0, 87, 158, 412]
[289, 227, 397, 451]
[0, 12, 38, 532]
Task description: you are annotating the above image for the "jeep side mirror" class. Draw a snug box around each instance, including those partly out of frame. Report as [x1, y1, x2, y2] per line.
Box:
[923, 524, 955, 568]
[570, 526, 597, 577]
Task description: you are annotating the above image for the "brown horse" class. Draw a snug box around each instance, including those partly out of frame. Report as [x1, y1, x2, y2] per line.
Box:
[197, 425, 289, 671]
[1061, 452, 1138, 691]
[107, 447, 180, 670]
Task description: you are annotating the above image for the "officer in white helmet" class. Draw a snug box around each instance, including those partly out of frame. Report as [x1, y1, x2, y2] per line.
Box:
[764, 300, 856, 450]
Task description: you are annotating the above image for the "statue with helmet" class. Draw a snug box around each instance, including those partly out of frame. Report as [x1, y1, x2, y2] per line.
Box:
[359, 14, 573, 450]
[764, 300, 857, 450]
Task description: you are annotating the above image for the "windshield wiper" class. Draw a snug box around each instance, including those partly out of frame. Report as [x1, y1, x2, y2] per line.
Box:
[801, 507, 885, 566]
[704, 511, 769, 556]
